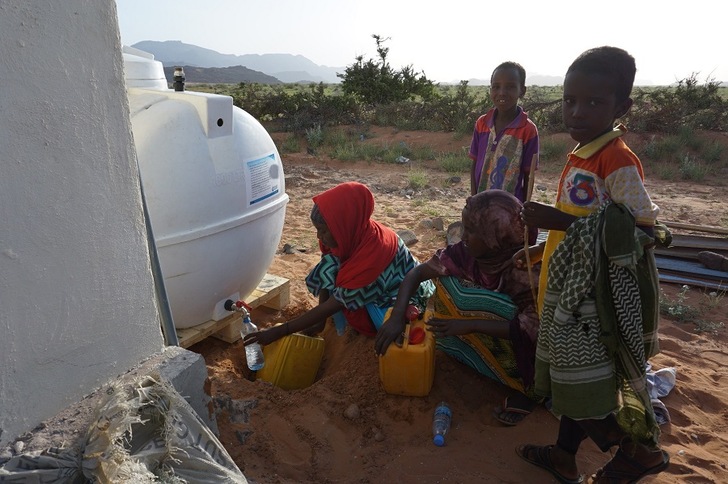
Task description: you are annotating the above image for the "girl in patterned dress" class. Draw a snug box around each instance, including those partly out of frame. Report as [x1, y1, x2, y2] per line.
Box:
[244, 181, 433, 347]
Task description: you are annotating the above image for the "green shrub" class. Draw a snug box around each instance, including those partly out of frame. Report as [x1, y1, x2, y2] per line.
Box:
[305, 124, 324, 148]
[660, 285, 701, 322]
[328, 142, 360, 161]
[539, 138, 570, 162]
[338, 35, 435, 105]
[642, 135, 682, 162]
[676, 125, 703, 151]
[280, 134, 300, 153]
[192, 68, 728, 136]
[702, 141, 724, 163]
[651, 161, 680, 181]
[438, 152, 471, 173]
[679, 154, 710, 180]
[407, 169, 429, 189]
[660, 285, 725, 334]
[628, 75, 728, 132]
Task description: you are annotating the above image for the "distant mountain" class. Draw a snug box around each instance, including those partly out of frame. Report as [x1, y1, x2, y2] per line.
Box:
[528, 74, 564, 86]
[446, 74, 665, 87]
[133, 40, 344, 84]
[162, 65, 282, 84]
[444, 74, 564, 87]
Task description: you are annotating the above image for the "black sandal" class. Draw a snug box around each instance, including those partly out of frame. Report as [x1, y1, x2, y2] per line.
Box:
[591, 448, 670, 483]
[516, 444, 584, 484]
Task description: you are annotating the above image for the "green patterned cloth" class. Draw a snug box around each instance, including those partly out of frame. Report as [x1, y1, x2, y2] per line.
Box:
[536, 202, 660, 447]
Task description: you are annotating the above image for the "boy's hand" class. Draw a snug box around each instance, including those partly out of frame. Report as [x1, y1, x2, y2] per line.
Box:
[522, 201, 575, 231]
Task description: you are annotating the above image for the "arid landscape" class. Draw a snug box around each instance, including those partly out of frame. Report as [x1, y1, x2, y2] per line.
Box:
[192, 127, 728, 483]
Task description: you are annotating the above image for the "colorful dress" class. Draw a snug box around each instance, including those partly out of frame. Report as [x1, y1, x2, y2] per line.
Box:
[305, 182, 434, 336]
[469, 106, 539, 201]
[306, 238, 434, 335]
[423, 190, 540, 393]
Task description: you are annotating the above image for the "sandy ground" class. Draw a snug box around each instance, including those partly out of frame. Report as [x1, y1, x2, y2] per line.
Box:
[191, 127, 728, 483]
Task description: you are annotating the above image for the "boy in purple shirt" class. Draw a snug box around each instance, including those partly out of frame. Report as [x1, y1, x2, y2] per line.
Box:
[470, 61, 539, 201]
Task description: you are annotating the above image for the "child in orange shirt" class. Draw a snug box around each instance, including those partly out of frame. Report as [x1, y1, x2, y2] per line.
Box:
[516, 46, 669, 483]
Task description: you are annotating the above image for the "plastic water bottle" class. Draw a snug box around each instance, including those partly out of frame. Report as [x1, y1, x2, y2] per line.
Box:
[432, 401, 452, 447]
[240, 315, 265, 371]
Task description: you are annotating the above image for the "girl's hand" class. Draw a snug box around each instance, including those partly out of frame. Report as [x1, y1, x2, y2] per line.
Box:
[426, 317, 470, 337]
[374, 315, 406, 356]
[243, 324, 287, 347]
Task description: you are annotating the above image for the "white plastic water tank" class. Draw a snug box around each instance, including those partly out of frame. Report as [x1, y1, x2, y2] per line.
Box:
[122, 46, 288, 329]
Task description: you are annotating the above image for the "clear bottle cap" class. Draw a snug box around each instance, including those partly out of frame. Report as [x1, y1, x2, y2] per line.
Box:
[433, 434, 445, 446]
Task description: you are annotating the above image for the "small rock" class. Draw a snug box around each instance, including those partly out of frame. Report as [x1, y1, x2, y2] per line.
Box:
[236, 429, 253, 444]
[282, 243, 307, 254]
[419, 219, 434, 229]
[28, 435, 50, 450]
[397, 229, 418, 247]
[374, 430, 385, 442]
[697, 251, 728, 271]
[431, 217, 444, 231]
[344, 403, 360, 420]
[13, 441, 24, 454]
[447, 176, 461, 184]
[677, 450, 686, 456]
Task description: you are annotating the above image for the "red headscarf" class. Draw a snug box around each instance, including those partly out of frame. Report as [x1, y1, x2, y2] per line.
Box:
[313, 182, 399, 289]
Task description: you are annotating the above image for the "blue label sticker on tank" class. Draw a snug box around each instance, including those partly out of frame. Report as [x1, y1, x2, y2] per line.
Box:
[245, 153, 279, 205]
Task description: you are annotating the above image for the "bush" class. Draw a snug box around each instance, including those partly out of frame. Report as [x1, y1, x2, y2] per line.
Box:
[338, 35, 435, 105]
[438, 152, 471, 173]
[627, 75, 728, 132]
[195, 60, 727, 137]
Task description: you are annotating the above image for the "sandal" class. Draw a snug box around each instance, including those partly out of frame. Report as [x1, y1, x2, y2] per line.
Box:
[590, 448, 670, 483]
[494, 395, 534, 426]
[516, 444, 584, 484]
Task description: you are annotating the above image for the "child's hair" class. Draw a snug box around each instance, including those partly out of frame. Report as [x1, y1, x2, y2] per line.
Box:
[491, 61, 527, 90]
[566, 46, 636, 104]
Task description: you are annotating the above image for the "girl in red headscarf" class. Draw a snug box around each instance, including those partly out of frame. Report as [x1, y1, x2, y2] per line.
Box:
[244, 182, 434, 346]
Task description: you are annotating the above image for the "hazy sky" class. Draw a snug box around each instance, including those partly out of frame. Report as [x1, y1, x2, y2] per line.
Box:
[116, 0, 725, 86]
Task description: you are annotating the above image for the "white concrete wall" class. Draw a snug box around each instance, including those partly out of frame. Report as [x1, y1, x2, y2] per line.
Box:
[0, 1, 164, 446]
